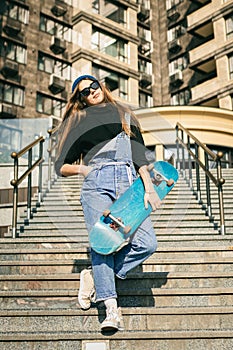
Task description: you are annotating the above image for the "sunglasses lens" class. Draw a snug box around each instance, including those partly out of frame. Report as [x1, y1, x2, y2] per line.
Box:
[80, 81, 100, 97]
[81, 88, 90, 97]
[91, 81, 100, 90]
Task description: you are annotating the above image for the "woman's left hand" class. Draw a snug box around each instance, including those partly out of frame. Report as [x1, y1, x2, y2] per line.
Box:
[144, 190, 161, 211]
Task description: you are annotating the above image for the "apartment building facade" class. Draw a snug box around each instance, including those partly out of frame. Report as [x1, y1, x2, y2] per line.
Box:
[0, 0, 232, 165]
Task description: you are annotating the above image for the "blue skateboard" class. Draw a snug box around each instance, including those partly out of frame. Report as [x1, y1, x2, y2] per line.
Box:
[89, 161, 179, 255]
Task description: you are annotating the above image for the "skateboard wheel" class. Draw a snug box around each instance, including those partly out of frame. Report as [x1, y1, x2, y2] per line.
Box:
[167, 179, 174, 187]
[103, 209, 111, 217]
[123, 226, 131, 234]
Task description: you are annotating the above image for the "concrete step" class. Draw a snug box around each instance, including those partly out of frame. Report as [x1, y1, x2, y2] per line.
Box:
[1, 271, 232, 290]
[0, 330, 232, 350]
[0, 306, 232, 333]
[1, 286, 233, 309]
[1, 256, 233, 275]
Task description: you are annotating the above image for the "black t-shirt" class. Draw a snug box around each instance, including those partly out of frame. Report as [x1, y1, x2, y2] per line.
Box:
[55, 103, 149, 176]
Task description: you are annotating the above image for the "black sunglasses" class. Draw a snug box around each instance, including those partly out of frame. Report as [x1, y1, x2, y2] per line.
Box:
[79, 81, 100, 98]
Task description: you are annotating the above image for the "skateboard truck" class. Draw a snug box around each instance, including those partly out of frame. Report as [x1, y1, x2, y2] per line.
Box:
[147, 164, 174, 187]
[103, 210, 131, 234]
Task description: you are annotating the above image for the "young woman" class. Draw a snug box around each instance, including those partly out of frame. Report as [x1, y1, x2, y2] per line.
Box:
[55, 75, 160, 332]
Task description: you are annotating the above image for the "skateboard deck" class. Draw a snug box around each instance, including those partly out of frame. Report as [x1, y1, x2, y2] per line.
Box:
[89, 161, 179, 255]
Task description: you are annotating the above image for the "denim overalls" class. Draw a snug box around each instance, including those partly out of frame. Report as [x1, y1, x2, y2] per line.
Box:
[80, 117, 157, 302]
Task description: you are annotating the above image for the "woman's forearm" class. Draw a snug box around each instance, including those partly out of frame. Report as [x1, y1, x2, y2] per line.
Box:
[60, 164, 92, 177]
[138, 165, 154, 193]
[60, 164, 80, 177]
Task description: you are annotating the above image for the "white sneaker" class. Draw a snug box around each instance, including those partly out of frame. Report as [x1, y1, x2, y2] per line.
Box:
[101, 307, 124, 332]
[78, 269, 95, 310]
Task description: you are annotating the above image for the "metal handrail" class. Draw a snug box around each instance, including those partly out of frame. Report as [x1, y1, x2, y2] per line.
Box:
[47, 126, 59, 192]
[176, 122, 226, 235]
[10, 136, 45, 238]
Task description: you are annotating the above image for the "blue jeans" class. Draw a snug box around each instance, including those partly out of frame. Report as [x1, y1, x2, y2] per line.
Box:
[80, 160, 157, 302]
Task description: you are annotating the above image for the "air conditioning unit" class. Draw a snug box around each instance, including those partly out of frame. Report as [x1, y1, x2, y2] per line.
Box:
[3, 17, 22, 36]
[50, 36, 66, 55]
[168, 39, 181, 54]
[169, 71, 183, 87]
[51, 0, 68, 17]
[139, 73, 152, 88]
[0, 103, 17, 118]
[1, 59, 19, 78]
[137, 5, 150, 22]
[49, 74, 66, 94]
[167, 8, 180, 22]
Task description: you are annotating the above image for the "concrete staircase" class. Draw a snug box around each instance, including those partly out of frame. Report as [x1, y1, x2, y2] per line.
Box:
[1, 168, 233, 349]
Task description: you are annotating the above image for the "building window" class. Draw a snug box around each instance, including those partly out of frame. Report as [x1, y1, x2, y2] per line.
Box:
[6, 3, 29, 24]
[40, 15, 72, 41]
[166, 0, 183, 10]
[0, 81, 24, 106]
[0, 39, 27, 64]
[36, 93, 66, 118]
[225, 14, 233, 39]
[138, 58, 152, 75]
[169, 55, 188, 75]
[91, 29, 127, 62]
[38, 52, 71, 79]
[167, 21, 187, 42]
[93, 66, 128, 100]
[171, 89, 191, 105]
[139, 92, 153, 108]
[138, 26, 152, 56]
[229, 54, 233, 79]
[92, 0, 126, 27]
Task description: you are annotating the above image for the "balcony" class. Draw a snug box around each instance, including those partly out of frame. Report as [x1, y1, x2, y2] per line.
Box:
[139, 73, 152, 88]
[50, 37, 67, 55]
[51, 0, 68, 17]
[168, 39, 182, 54]
[137, 5, 150, 22]
[0, 103, 17, 118]
[169, 70, 183, 88]
[138, 38, 151, 56]
[3, 17, 22, 37]
[1, 59, 19, 78]
[167, 7, 180, 22]
[49, 74, 66, 94]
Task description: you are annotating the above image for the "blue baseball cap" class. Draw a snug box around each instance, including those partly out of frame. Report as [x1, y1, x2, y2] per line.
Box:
[72, 75, 97, 93]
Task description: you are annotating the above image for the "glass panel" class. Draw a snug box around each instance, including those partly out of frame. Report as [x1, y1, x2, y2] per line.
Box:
[92, 0, 126, 26]
[13, 87, 24, 106]
[8, 4, 29, 24]
[16, 45, 26, 64]
[44, 98, 52, 115]
[226, 15, 233, 39]
[4, 85, 13, 103]
[229, 55, 233, 79]
[92, 29, 127, 61]
[5, 42, 15, 60]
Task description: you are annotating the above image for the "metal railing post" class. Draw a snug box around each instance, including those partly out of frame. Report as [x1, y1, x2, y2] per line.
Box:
[10, 153, 19, 239]
[176, 125, 181, 171]
[181, 130, 186, 178]
[187, 135, 193, 190]
[204, 152, 213, 221]
[25, 148, 32, 224]
[47, 129, 52, 192]
[216, 152, 225, 235]
[194, 144, 202, 204]
[37, 139, 44, 207]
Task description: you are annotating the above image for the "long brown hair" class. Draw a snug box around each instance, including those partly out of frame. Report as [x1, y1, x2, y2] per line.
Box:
[56, 78, 140, 154]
